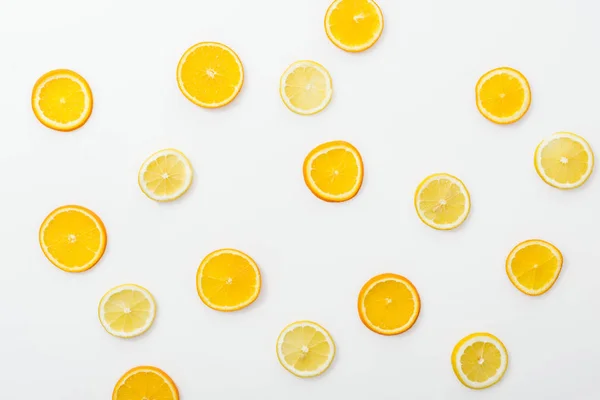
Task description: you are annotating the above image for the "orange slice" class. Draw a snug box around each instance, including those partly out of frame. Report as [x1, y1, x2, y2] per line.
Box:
[357, 273, 420, 335]
[39, 205, 107, 272]
[177, 42, 244, 108]
[31, 69, 93, 131]
[113, 366, 178, 400]
[196, 249, 261, 311]
[506, 239, 563, 296]
[325, 0, 384, 52]
[475, 67, 531, 124]
[303, 140, 363, 202]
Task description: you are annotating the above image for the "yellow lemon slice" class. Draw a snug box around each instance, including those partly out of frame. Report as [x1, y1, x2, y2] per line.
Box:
[98, 284, 156, 338]
[414, 173, 471, 230]
[534, 132, 594, 189]
[276, 321, 335, 378]
[358, 273, 420, 336]
[280, 60, 333, 115]
[177, 42, 244, 108]
[506, 239, 563, 296]
[138, 149, 193, 202]
[476, 67, 531, 124]
[196, 249, 261, 312]
[113, 366, 179, 400]
[31, 69, 93, 131]
[303, 140, 363, 202]
[39, 205, 107, 272]
[452, 333, 508, 390]
[325, 0, 384, 52]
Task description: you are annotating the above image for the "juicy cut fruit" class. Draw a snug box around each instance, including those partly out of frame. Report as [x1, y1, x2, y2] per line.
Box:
[475, 67, 531, 124]
[451, 333, 508, 390]
[325, 0, 384, 52]
[280, 60, 333, 115]
[138, 148, 193, 202]
[414, 173, 471, 230]
[112, 366, 179, 400]
[98, 284, 156, 338]
[506, 239, 563, 296]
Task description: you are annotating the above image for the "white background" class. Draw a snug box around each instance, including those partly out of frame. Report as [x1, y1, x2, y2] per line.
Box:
[1, 0, 599, 398]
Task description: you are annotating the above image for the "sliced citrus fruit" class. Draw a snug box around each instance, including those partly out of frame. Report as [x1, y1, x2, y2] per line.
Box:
[177, 42, 244, 108]
[303, 140, 363, 202]
[414, 173, 470, 230]
[32, 69, 93, 131]
[325, 0, 384, 52]
[506, 239, 563, 296]
[98, 284, 156, 338]
[358, 273, 420, 335]
[276, 321, 335, 378]
[39, 205, 107, 272]
[196, 248, 261, 312]
[280, 60, 333, 115]
[475, 67, 531, 124]
[113, 366, 178, 400]
[138, 149, 193, 202]
[452, 332, 508, 390]
[534, 131, 594, 189]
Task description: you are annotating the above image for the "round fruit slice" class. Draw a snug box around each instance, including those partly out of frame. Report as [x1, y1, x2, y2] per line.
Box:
[303, 140, 363, 202]
[325, 0, 384, 52]
[98, 284, 156, 338]
[113, 366, 179, 400]
[358, 273, 420, 335]
[506, 239, 563, 296]
[32, 69, 93, 131]
[452, 333, 508, 390]
[414, 173, 470, 230]
[177, 42, 244, 108]
[276, 321, 335, 378]
[39, 205, 107, 272]
[280, 60, 333, 115]
[534, 132, 594, 189]
[476, 67, 531, 124]
[196, 248, 261, 312]
[138, 149, 193, 202]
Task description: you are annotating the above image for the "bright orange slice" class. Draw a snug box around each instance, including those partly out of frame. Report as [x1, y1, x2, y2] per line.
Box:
[32, 69, 93, 131]
[325, 0, 384, 52]
[506, 239, 563, 296]
[358, 273, 420, 335]
[113, 366, 178, 400]
[476, 67, 531, 124]
[177, 42, 244, 108]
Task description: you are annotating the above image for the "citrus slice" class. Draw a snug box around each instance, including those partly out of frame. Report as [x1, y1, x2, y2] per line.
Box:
[303, 140, 363, 202]
[196, 248, 261, 312]
[113, 366, 178, 400]
[138, 149, 193, 202]
[358, 273, 420, 335]
[325, 0, 384, 52]
[276, 321, 335, 378]
[31, 69, 93, 131]
[475, 67, 531, 124]
[177, 42, 244, 108]
[280, 60, 333, 115]
[451, 333, 508, 390]
[98, 284, 156, 338]
[39, 205, 107, 272]
[534, 132, 594, 189]
[506, 239, 563, 296]
[414, 173, 470, 230]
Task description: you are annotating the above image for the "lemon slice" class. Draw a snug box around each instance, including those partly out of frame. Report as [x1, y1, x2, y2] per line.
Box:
[32, 69, 93, 131]
[276, 321, 335, 378]
[113, 366, 179, 400]
[358, 273, 420, 336]
[138, 149, 193, 202]
[196, 249, 261, 312]
[177, 42, 244, 108]
[476, 67, 531, 124]
[280, 60, 333, 115]
[303, 140, 363, 202]
[506, 239, 563, 296]
[98, 284, 156, 338]
[39, 205, 107, 272]
[325, 0, 384, 52]
[534, 132, 594, 189]
[414, 173, 471, 230]
[451, 333, 508, 390]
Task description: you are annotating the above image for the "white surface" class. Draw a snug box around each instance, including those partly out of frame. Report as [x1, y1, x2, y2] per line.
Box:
[0, 0, 599, 398]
